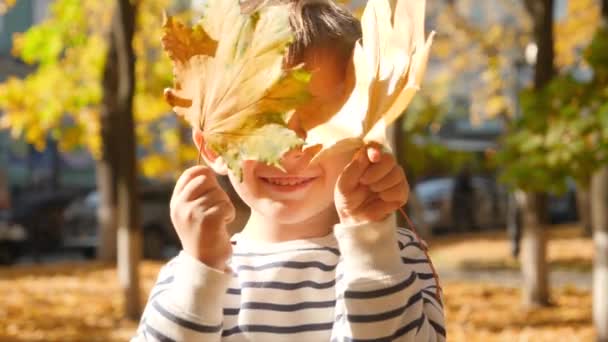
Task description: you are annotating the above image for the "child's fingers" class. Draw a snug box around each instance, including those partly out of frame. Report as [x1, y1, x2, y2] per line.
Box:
[338, 148, 370, 193]
[181, 173, 219, 201]
[378, 183, 409, 204]
[339, 184, 369, 212]
[367, 147, 382, 163]
[360, 153, 396, 185]
[190, 188, 235, 224]
[366, 143, 383, 163]
[368, 166, 403, 192]
[174, 166, 214, 196]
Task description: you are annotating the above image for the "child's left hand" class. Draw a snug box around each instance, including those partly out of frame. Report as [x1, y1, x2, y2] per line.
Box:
[335, 143, 409, 225]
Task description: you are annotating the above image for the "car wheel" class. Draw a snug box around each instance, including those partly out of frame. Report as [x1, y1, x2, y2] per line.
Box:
[143, 226, 165, 260]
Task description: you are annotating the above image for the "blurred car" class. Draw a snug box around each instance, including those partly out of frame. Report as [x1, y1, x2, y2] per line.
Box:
[62, 184, 178, 259]
[10, 190, 77, 256]
[411, 176, 579, 235]
[0, 210, 27, 265]
[411, 176, 507, 234]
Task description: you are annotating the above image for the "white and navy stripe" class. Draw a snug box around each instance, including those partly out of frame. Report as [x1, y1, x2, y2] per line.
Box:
[132, 221, 445, 341]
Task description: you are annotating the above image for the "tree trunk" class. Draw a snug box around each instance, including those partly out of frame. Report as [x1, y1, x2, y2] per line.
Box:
[519, 191, 550, 306]
[97, 22, 120, 262]
[523, 0, 555, 87]
[594, 3, 608, 341]
[591, 167, 608, 342]
[104, 0, 141, 320]
[96, 161, 117, 261]
[519, 0, 555, 308]
[507, 191, 522, 257]
[575, 184, 592, 237]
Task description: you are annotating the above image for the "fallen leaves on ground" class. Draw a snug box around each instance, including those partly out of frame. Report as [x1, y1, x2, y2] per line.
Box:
[0, 261, 160, 342]
[445, 282, 594, 342]
[0, 253, 594, 341]
[430, 224, 593, 272]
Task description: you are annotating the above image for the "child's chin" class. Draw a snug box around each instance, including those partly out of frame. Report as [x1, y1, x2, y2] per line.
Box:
[264, 208, 309, 223]
[260, 203, 324, 224]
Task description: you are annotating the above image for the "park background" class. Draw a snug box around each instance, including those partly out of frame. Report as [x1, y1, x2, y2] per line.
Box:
[0, 0, 607, 341]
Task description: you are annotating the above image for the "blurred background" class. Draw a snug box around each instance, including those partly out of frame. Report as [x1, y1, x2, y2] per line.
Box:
[0, 0, 606, 341]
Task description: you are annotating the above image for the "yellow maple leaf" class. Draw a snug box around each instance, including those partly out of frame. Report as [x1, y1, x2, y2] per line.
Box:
[161, 15, 218, 66]
[162, 0, 311, 179]
[305, 0, 435, 160]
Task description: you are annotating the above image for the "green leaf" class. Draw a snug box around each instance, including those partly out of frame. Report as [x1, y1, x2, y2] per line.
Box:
[207, 122, 304, 181]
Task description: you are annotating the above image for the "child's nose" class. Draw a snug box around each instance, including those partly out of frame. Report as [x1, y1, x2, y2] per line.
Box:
[280, 148, 312, 173]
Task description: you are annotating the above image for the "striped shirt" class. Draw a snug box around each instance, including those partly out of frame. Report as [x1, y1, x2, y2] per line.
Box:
[132, 217, 445, 341]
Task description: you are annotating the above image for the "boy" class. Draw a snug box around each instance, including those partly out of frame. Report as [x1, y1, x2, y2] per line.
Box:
[133, 1, 445, 341]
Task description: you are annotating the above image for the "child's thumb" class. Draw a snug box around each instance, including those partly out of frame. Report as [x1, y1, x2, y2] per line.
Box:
[366, 143, 383, 163]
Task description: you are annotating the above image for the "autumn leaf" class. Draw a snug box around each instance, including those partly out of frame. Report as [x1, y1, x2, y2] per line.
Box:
[305, 0, 435, 160]
[238, 0, 292, 14]
[162, 0, 311, 179]
[161, 15, 218, 65]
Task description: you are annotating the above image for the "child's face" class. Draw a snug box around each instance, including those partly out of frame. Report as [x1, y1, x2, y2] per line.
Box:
[227, 46, 351, 224]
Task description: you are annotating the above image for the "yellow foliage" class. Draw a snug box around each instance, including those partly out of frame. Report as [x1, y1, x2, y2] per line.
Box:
[555, 0, 601, 68]
[0, 0, 15, 14]
[161, 129, 180, 151]
[140, 154, 175, 179]
[0, 0, 200, 179]
[485, 95, 508, 118]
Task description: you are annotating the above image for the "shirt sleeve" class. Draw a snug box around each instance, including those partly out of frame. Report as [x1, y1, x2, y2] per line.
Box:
[331, 216, 446, 341]
[131, 251, 232, 342]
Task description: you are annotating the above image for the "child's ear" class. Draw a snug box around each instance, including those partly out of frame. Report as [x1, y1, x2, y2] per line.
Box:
[192, 129, 229, 175]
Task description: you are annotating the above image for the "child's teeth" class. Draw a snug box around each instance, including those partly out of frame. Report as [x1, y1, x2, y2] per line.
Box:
[266, 177, 310, 186]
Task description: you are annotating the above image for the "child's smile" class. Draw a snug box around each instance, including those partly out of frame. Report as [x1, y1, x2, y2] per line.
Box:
[249, 147, 326, 202]
[259, 175, 318, 193]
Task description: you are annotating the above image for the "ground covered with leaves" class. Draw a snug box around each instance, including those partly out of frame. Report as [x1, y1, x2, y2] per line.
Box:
[430, 224, 593, 272]
[0, 225, 595, 341]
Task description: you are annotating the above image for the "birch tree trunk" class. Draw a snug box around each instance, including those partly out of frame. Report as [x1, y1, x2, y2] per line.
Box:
[520, 0, 555, 307]
[96, 161, 117, 261]
[519, 191, 550, 306]
[103, 0, 141, 320]
[591, 167, 608, 342]
[97, 24, 119, 262]
[576, 184, 592, 237]
[593, 3, 608, 340]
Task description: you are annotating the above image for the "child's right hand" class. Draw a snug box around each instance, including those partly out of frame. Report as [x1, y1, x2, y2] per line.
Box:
[170, 166, 236, 270]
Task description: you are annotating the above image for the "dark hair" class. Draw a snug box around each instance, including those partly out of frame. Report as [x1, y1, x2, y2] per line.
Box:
[286, 0, 361, 65]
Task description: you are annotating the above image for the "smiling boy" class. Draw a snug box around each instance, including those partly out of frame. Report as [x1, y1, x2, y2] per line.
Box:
[133, 1, 445, 341]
